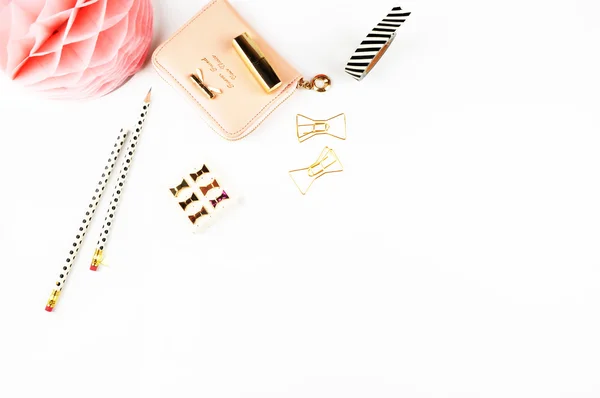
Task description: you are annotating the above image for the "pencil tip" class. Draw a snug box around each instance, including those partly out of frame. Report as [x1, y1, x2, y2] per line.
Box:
[144, 87, 152, 102]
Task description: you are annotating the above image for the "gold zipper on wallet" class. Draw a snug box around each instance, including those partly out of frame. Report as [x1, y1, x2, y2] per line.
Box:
[297, 74, 331, 93]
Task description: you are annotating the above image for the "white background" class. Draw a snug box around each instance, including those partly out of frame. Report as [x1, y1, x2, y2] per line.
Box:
[1, 0, 600, 396]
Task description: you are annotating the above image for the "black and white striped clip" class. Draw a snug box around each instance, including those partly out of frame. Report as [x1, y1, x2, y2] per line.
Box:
[345, 6, 411, 81]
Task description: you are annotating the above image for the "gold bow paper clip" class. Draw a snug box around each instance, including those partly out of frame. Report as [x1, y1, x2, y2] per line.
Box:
[296, 113, 346, 143]
[210, 191, 230, 208]
[289, 147, 344, 195]
[170, 178, 190, 197]
[179, 193, 200, 211]
[188, 207, 210, 225]
[190, 68, 223, 99]
[199, 180, 220, 196]
[189, 165, 211, 182]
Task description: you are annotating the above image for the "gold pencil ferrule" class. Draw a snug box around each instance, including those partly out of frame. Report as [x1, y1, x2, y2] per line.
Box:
[233, 32, 281, 93]
[91, 248, 104, 269]
[46, 289, 61, 311]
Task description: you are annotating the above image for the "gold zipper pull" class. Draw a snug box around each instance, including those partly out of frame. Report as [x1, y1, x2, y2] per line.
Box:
[298, 74, 331, 93]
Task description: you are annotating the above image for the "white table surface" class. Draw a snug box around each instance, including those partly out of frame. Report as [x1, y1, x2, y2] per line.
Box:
[1, 0, 600, 397]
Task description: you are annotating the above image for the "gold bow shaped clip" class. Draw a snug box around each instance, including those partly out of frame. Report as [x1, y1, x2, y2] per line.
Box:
[179, 193, 200, 211]
[289, 147, 344, 195]
[210, 191, 230, 208]
[188, 207, 210, 225]
[199, 180, 220, 196]
[190, 68, 223, 100]
[190, 165, 211, 182]
[170, 178, 190, 197]
[296, 113, 346, 143]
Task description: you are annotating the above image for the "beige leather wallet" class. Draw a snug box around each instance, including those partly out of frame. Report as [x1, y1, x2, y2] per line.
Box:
[152, 0, 303, 140]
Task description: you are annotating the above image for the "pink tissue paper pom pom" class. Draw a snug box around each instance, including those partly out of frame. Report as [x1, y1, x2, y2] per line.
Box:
[0, 0, 153, 99]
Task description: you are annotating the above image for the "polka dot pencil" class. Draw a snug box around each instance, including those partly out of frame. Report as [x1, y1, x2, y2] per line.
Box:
[44, 130, 130, 312]
[90, 89, 152, 271]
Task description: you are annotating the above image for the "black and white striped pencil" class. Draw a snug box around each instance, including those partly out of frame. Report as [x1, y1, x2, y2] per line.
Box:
[90, 88, 152, 271]
[45, 130, 130, 312]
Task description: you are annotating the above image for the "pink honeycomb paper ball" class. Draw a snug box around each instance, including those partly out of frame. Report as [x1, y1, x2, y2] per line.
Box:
[0, 0, 153, 99]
